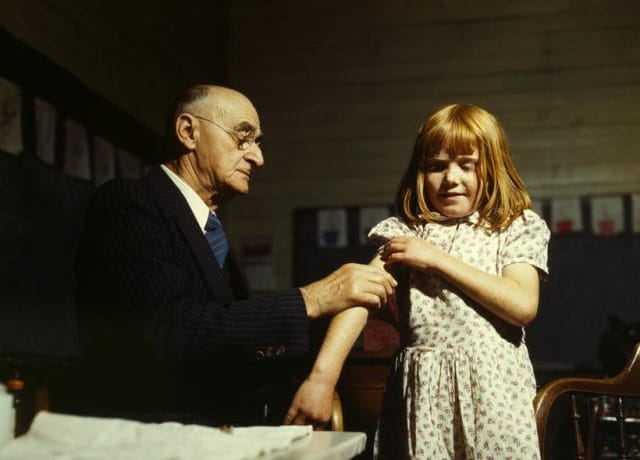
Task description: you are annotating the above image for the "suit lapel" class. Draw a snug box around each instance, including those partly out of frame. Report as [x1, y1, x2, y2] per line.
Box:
[145, 166, 234, 301]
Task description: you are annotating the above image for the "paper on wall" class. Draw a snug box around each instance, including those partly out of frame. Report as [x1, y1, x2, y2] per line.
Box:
[591, 195, 624, 236]
[63, 118, 91, 180]
[550, 197, 582, 234]
[0, 78, 23, 155]
[35, 98, 56, 164]
[318, 208, 347, 248]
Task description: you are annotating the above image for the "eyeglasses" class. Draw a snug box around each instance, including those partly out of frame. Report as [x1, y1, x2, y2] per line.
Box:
[190, 114, 261, 151]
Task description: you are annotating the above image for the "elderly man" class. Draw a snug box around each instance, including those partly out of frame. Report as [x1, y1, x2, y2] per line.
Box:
[69, 85, 395, 427]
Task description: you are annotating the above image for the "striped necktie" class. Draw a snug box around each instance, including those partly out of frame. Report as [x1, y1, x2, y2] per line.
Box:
[205, 213, 229, 267]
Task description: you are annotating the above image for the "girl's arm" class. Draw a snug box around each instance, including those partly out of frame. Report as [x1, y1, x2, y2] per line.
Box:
[283, 256, 388, 428]
[382, 237, 539, 327]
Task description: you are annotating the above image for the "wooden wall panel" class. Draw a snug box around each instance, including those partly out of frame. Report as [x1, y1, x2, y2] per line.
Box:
[224, 0, 640, 290]
[0, 0, 226, 134]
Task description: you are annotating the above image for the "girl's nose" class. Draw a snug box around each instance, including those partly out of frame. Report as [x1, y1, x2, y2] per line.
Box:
[444, 165, 462, 184]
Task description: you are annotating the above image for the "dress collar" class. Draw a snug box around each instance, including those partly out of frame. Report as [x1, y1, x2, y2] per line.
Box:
[420, 211, 480, 225]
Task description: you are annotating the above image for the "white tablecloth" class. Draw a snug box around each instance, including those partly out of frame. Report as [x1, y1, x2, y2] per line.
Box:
[0, 411, 312, 460]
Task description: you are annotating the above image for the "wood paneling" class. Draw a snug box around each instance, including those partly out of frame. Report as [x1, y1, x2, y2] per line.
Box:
[226, 0, 640, 288]
[0, 0, 227, 134]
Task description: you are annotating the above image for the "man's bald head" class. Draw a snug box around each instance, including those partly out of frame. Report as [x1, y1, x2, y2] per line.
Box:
[163, 84, 256, 158]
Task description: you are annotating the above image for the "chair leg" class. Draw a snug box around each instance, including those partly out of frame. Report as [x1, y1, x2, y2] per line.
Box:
[571, 394, 586, 460]
[331, 390, 344, 432]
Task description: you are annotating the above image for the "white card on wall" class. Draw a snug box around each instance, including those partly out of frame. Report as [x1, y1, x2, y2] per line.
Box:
[318, 208, 348, 248]
[242, 235, 276, 291]
[35, 98, 56, 164]
[551, 197, 582, 234]
[591, 196, 624, 236]
[0, 78, 23, 155]
[63, 118, 91, 180]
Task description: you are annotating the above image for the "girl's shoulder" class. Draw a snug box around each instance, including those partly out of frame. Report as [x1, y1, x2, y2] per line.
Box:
[504, 209, 551, 239]
[368, 216, 420, 246]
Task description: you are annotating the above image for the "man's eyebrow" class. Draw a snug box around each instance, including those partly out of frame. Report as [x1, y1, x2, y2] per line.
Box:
[233, 121, 256, 133]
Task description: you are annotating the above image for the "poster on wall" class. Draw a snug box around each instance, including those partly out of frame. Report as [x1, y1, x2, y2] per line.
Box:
[317, 208, 347, 248]
[0, 78, 23, 155]
[632, 193, 640, 234]
[93, 136, 116, 186]
[591, 196, 624, 236]
[242, 235, 276, 292]
[550, 197, 582, 234]
[116, 149, 141, 179]
[359, 206, 391, 245]
[63, 118, 91, 180]
[35, 98, 56, 164]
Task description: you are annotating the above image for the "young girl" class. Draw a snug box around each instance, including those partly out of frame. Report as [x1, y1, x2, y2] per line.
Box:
[284, 104, 549, 459]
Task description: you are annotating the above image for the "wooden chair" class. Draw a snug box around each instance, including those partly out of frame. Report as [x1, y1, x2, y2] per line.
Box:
[331, 390, 344, 432]
[533, 342, 640, 459]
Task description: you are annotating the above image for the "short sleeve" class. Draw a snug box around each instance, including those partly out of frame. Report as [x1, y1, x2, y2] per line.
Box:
[499, 209, 550, 274]
[368, 217, 416, 248]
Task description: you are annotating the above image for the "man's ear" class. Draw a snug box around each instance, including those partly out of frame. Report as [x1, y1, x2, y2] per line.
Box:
[176, 114, 197, 150]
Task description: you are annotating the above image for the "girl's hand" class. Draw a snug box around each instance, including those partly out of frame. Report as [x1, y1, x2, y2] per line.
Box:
[381, 236, 442, 272]
[283, 377, 334, 430]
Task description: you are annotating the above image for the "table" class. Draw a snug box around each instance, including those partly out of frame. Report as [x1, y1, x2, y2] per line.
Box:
[269, 431, 366, 460]
[0, 411, 367, 460]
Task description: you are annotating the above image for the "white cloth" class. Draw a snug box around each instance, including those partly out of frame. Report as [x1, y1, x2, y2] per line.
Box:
[0, 412, 311, 460]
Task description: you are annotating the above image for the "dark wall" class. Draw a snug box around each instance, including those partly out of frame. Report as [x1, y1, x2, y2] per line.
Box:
[0, 154, 91, 359]
[528, 233, 640, 371]
[0, 27, 160, 364]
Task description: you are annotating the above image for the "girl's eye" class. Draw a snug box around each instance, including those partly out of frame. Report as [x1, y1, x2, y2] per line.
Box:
[461, 162, 476, 171]
[425, 163, 445, 172]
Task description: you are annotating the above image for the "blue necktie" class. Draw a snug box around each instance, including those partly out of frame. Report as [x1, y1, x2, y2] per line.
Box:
[205, 213, 229, 267]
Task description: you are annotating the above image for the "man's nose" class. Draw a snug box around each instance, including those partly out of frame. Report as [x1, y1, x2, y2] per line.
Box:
[245, 144, 264, 166]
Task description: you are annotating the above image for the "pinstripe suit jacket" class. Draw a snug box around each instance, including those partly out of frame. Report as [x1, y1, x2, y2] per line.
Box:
[71, 166, 310, 424]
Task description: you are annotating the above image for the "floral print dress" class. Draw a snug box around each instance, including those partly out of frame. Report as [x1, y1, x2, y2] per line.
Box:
[369, 210, 550, 460]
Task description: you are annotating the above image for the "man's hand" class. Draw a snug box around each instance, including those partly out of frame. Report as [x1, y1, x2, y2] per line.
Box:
[283, 377, 335, 430]
[300, 263, 397, 318]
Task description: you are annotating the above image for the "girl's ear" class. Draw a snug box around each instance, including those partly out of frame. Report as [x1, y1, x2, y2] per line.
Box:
[176, 114, 197, 151]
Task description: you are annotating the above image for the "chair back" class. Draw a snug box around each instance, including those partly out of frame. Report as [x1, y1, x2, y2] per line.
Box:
[533, 342, 640, 459]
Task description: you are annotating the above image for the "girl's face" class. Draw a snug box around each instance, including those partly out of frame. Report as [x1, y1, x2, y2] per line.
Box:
[424, 148, 481, 218]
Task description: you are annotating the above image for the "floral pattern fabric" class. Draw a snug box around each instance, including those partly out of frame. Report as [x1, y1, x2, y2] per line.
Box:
[370, 210, 550, 460]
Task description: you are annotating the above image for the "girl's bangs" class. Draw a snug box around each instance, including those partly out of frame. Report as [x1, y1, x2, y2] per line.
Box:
[420, 118, 478, 161]
[439, 119, 478, 157]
